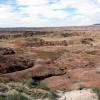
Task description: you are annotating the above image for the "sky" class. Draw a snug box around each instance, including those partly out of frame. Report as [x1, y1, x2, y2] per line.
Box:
[0, 0, 100, 27]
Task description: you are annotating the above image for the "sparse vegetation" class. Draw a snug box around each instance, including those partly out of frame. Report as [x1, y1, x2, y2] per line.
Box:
[36, 50, 66, 60]
[91, 87, 100, 100]
[0, 26, 100, 100]
[0, 77, 13, 83]
[61, 33, 72, 37]
[79, 86, 100, 100]
[2, 78, 59, 100]
[32, 81, 51, 91]
[85, 48, 97, 55]
[81, 38, 94, 45]
[0, 94, 29, 100]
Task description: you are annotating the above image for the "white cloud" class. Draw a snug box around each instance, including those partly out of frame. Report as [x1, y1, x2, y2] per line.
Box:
[0, 4, 24, 27]
[96, 0, 100, 3]
[0, 0, 100, 27]
[16, 0, 48, 6]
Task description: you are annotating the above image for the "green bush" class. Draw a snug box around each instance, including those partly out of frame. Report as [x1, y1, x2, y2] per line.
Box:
[32, 81, 51, 91]
[91, 87, 100, 100]
[14, 86, 25, 93]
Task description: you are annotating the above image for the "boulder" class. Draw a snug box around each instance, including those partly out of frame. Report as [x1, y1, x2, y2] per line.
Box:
[32, 64, 65, 80]
[42, 66, 100, 90]
[0, 55, 34, 74]
[0, 47, 15, 55]
[1, 63, 65, 81]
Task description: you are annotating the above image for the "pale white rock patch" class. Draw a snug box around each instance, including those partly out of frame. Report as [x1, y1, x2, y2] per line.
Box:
[58, 89, 98, 100]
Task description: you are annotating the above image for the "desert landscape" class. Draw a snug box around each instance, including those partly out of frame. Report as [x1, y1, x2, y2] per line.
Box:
[0, 25, 100, 100]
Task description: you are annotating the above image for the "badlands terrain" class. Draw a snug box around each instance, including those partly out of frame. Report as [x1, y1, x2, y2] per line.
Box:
[0, 25, 100, 100]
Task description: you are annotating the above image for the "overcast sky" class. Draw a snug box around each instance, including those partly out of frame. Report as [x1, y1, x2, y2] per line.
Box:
[0, 0, 100, 27]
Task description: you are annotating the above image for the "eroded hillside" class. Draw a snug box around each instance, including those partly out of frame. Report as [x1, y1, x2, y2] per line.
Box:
[0, 25, 100, 100]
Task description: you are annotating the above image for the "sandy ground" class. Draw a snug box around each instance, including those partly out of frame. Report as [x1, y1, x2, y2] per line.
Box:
[58, 89, 98, 100]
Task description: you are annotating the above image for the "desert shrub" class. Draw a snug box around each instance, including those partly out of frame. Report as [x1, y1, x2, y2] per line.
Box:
[23, 78, 33, 88]
[11, 84, 33, 96]
[85, 49, 97, 55]
[81, 38, 94, 45]
[23, 79, 59, 100]
[48, 89, 60, 100]
[32, 81, 59, 100]
[62, 40, 68, 46]
[61, 33, 72, 37]
[0, 79, 60, 100]
[22, 37, 45, 47]
[23, 79, 48, 90]
[59, 88, 68, 93]
[23, 79, 50, 92]
[36, 50, 66, 60]
[91, 87, 100, 100]
[14, 86, 25, 93]
[31, 92, 49, 99]
[0, 77, 12, 83]
[79, 86, 100, 100]
[32, 37, 44, 41]
[31, 90, 59, 100]
[0, 94, 29, 100]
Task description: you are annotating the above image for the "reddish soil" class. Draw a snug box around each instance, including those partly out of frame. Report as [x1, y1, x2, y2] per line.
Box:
[0, 26, 100, 90]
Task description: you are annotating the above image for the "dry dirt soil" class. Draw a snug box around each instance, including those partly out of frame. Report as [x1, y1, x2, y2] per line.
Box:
[0, 26, 100, 98]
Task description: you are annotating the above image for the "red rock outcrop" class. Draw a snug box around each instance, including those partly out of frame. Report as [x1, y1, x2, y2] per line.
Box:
[11, 38, 68, 48]
[42, 67, 100, 90]
[0, 59, 65, 81]
[0, 55, 34, 74]
[42, 51, 100, 90]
